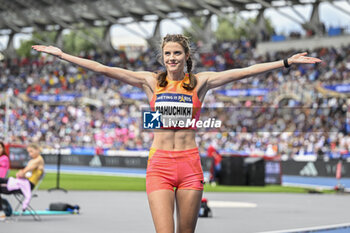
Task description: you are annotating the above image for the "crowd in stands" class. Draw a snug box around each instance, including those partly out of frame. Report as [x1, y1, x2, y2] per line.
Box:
[1, 40, 350, 159]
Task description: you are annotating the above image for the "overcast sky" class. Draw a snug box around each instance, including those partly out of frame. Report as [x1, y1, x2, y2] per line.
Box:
[0, 1, 349, 50]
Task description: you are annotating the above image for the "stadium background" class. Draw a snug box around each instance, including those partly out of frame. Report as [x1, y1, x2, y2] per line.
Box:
[1, 0, 350, 232]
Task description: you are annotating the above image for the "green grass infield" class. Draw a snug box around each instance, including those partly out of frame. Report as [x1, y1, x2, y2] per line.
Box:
[8, 170, 334, 193]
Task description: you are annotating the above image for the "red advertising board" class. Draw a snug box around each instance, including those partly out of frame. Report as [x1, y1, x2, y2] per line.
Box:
[5, 144, 28, 169]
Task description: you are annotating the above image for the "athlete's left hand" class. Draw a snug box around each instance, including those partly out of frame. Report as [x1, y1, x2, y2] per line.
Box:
[288, 52, 322, 65]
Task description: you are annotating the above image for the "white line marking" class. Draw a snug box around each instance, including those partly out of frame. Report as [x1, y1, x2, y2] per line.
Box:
[208, 201, 257, 208]
[258, 222, 350, 233]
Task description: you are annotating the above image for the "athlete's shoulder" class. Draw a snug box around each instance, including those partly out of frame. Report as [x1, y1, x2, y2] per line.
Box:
[195, 71, 214, 79]
[141, 72, 157, 90]
[193, 72, 211, 90]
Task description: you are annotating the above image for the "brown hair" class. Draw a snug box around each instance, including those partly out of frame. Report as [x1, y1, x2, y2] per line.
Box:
[0, 141, 8, 156]
[158, 34, 197, 91]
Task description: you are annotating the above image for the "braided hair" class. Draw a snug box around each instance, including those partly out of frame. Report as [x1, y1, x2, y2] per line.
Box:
[157, 34, 197, 91]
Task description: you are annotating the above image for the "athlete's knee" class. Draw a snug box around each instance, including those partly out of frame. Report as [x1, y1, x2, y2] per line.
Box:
[155, 225, 175, 233]
[176, 224, 196, 233]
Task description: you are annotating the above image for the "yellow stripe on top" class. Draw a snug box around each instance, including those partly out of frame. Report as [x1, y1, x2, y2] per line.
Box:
[148, 148, 158, 166]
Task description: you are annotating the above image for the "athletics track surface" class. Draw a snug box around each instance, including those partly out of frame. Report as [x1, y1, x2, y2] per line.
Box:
[1, 165, 349, 233]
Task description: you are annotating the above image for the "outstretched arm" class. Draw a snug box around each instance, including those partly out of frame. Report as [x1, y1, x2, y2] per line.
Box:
[32, 45, 154, 89]
[197, 52, 322, 90]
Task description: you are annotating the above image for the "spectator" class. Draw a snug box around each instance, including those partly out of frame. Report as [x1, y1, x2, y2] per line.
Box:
[0, 142, 9, 178]
[0, 143, 44, 220]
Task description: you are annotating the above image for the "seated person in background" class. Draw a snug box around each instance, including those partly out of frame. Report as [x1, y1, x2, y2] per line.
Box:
[0, 144, 44, 220]
[0, 142, 9, 178]
[15, 144, 45, 188]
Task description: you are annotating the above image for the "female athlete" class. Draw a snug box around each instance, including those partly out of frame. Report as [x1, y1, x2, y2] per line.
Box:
[32, 34, 321, 233]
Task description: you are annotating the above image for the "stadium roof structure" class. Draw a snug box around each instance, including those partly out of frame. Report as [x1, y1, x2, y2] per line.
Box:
[0, 0, 349, 54]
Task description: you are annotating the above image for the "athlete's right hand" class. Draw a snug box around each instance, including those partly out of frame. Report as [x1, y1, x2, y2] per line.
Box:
[32, 45, 63, 58]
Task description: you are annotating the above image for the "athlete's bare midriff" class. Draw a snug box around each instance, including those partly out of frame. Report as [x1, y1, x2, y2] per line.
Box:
[151, 129, 197, 151]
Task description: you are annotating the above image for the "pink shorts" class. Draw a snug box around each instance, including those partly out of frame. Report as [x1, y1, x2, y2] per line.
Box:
[146, 148, 204, 194]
